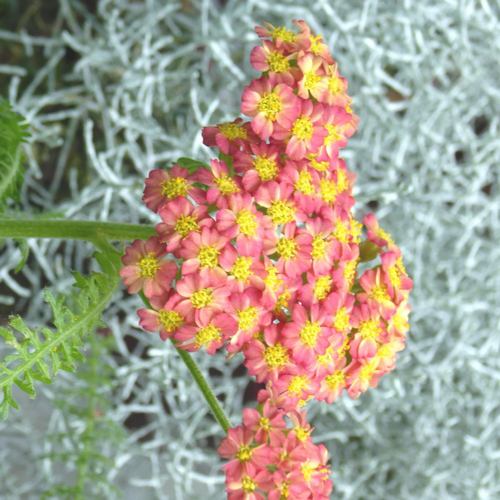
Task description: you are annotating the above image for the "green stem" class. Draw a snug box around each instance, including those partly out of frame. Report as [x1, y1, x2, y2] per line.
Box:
[0, 219, 156, 242]
[139, 291, 231, 434]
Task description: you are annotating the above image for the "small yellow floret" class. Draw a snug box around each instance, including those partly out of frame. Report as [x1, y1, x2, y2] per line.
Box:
[299, 321, 321, 348]
[219, 122, 247, 140]
[311, 234, 327, 260]
[274, 290, 291, 311]
[359, 361, 377, 382]
[190, 288, 213, 308]
[359, 319, 382, 340]
[263, 343, 289, 369]
[158, 310, 183, 332]
[258, 92, 283, 121]
[236, 445, 253, 463]
[237, 307, 258, 331]
[304, 70, 321, 90]
[294, 170, 315, 195]
[292, 116, 314, 140]
[288, 374, 309, 395]
[314, 276, 331, 300]
[236, 209, 258, 237]
[198, 245, 220, 268]
[334, 307, 350, 332]
[195, 324, 221, 348]
[264, 266, 282, 292]
[253, 155, 278, 181]
[326, 371, 345, 389]
[310, 35, 323, 55]
[268, 200, 296, 225]
[301, 462, 316, 482]
[319, 178, 338, 203]
[276, 237, 298, 260]
[161, 177, 190, 199]
[370, 284, 391, 302]
[242, 476, 257, 493]
[232, 256, 253, 282]
[333, 218, 350, 244]
[214, 173, 239, 196]
[139, 253, 159, 278]
[324, 124, 342, 145]
[271, 26, 296, 42]
[328, 75, 344, 95]
[174, 214, 199, 238]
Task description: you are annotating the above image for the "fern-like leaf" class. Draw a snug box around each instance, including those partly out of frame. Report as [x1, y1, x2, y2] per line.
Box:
[0, 251, 120, 419]
[0, 97, 30, 209]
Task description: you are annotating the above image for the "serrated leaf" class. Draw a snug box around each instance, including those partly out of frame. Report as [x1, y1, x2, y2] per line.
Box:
[0, 98, 30, 210]
[175, 157, 211, 175]
[14, 238, 29, 273]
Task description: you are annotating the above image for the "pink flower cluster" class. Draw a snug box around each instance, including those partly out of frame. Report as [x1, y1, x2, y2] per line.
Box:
[120, 19, 413, 499]
[218, 388, 332, 500]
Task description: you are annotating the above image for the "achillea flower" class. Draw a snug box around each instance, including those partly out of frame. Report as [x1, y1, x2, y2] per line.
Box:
[202, 118, 258, 156]
[142, 166, 205, 213]
[241, 76, 298, 140]
[120, 237, 177, 297]
[196, 159, 242, 209]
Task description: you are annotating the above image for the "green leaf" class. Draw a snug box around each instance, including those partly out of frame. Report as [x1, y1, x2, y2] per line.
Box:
[0, 251, 120, 419]
[14, 238, 29, 273]
[0, 98, 30, 210]
[175, 157, 211, 175]
[218, 151, 234, 176]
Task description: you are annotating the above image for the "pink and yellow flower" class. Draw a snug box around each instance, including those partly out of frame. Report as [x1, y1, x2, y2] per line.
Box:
[175, 310, 237, 355]
[293, 20, 333, 63]
[242, 401, 287, 446]
[273, 98, 328, 161]
[219, 245, 266, 293]
[156, 197, 213, 254]
[316, 105, 356, 161]
[142, 166, 205, 213]
[255, 180, 301, 226]
[349, 303, 386, 360]
[254, 22, 310, 52]
[241, 76, 298, 140]
[179, 226, 230, 282]
[120, 237, 177, 298]
[216, 193, 265, 257]
[363, 213, 394, 247]
[196, 159, 242, 209]
[296, 54, 328, 101]
[202, 118, 258, 156]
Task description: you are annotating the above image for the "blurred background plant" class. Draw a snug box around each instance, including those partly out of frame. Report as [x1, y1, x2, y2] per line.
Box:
[0, 0, 499, 499]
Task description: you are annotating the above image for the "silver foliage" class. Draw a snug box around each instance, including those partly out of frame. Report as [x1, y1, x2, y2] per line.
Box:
[0, 0, 499, 498]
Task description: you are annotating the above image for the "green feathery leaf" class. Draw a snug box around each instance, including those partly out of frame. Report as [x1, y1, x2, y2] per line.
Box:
[0, 97, 30, 209]
[0, 250, 120, 419]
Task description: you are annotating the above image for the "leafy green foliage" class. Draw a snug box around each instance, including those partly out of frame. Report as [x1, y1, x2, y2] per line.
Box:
[175, 156, 211, 175]
[41, 333, 125, 499]
[0, 97, 30, 209]
[0, 250, 121, 419]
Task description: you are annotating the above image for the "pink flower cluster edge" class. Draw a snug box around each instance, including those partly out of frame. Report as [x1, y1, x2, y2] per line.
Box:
[120, 20, 413, 500]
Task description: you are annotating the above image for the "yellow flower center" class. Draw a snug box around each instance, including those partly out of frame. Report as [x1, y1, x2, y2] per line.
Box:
[317, 347, 333, 366]
[314, 276, 331, 300]
[288, 374, 309, 395]
[253, 155, 278, 181]
[214, 173, 239, 196]
[324, 124, 342, 145]
[334, 307, 350, 332]
[301, 463, 315, 482]
[161, 177, 190, 199]
[311, 234, 327, 259]
[268, 200, 296, 225]
[360, 361, 377, 382]
[308, 155, 330, 172]
[242, 476, 257, 493]
[268, 50, 290, 73]
[333, 218, 350, 243]
[393, 314, 408, 331]
[219, 122, 247, 140]
[344, 259, 358, 286]
[376, 227, 393, 244]
[174, 214, 199, 238]
[304, 70, 321, 90]
[359, 319, 382, 340]
[271, 26, 296, 42]
[350, 218, 362, 243]
[190, 288, 213, 308]
[326, 371, 345, 389]
[388, 266, 401, 287]
[370, 284, 391, 301]
[309, 34, 323, 55]
[264, 266, 282, 292]
[257, 92, 283, 121]
[336, 168, 349, 192]
[158, 310, 183, 332]
[236, 445, 254, 463]
[337, 336, 350, 358]
[236, 209, 258, 237]
[231, 256, 253, 282]
[139, 253, 159, 278]
[259, 417, 270, 430]
[263, 343, 289, 369]
[295, 426, 311, 442]
[195, 324, 221, 347]
[397, 257, 407, 275]
[276, 237, 298, 260]
[328, 76, 344, 95]
[198, 245, 220, 268]
[299, 321, 321, 348]
[294, 170, 315, 195]
[274, 290, 291, 311]
[237, 307, 259, 331]
[378, 344, 393, 359]
[292, 116, 314, 140]
[319, 178, 338, 203]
